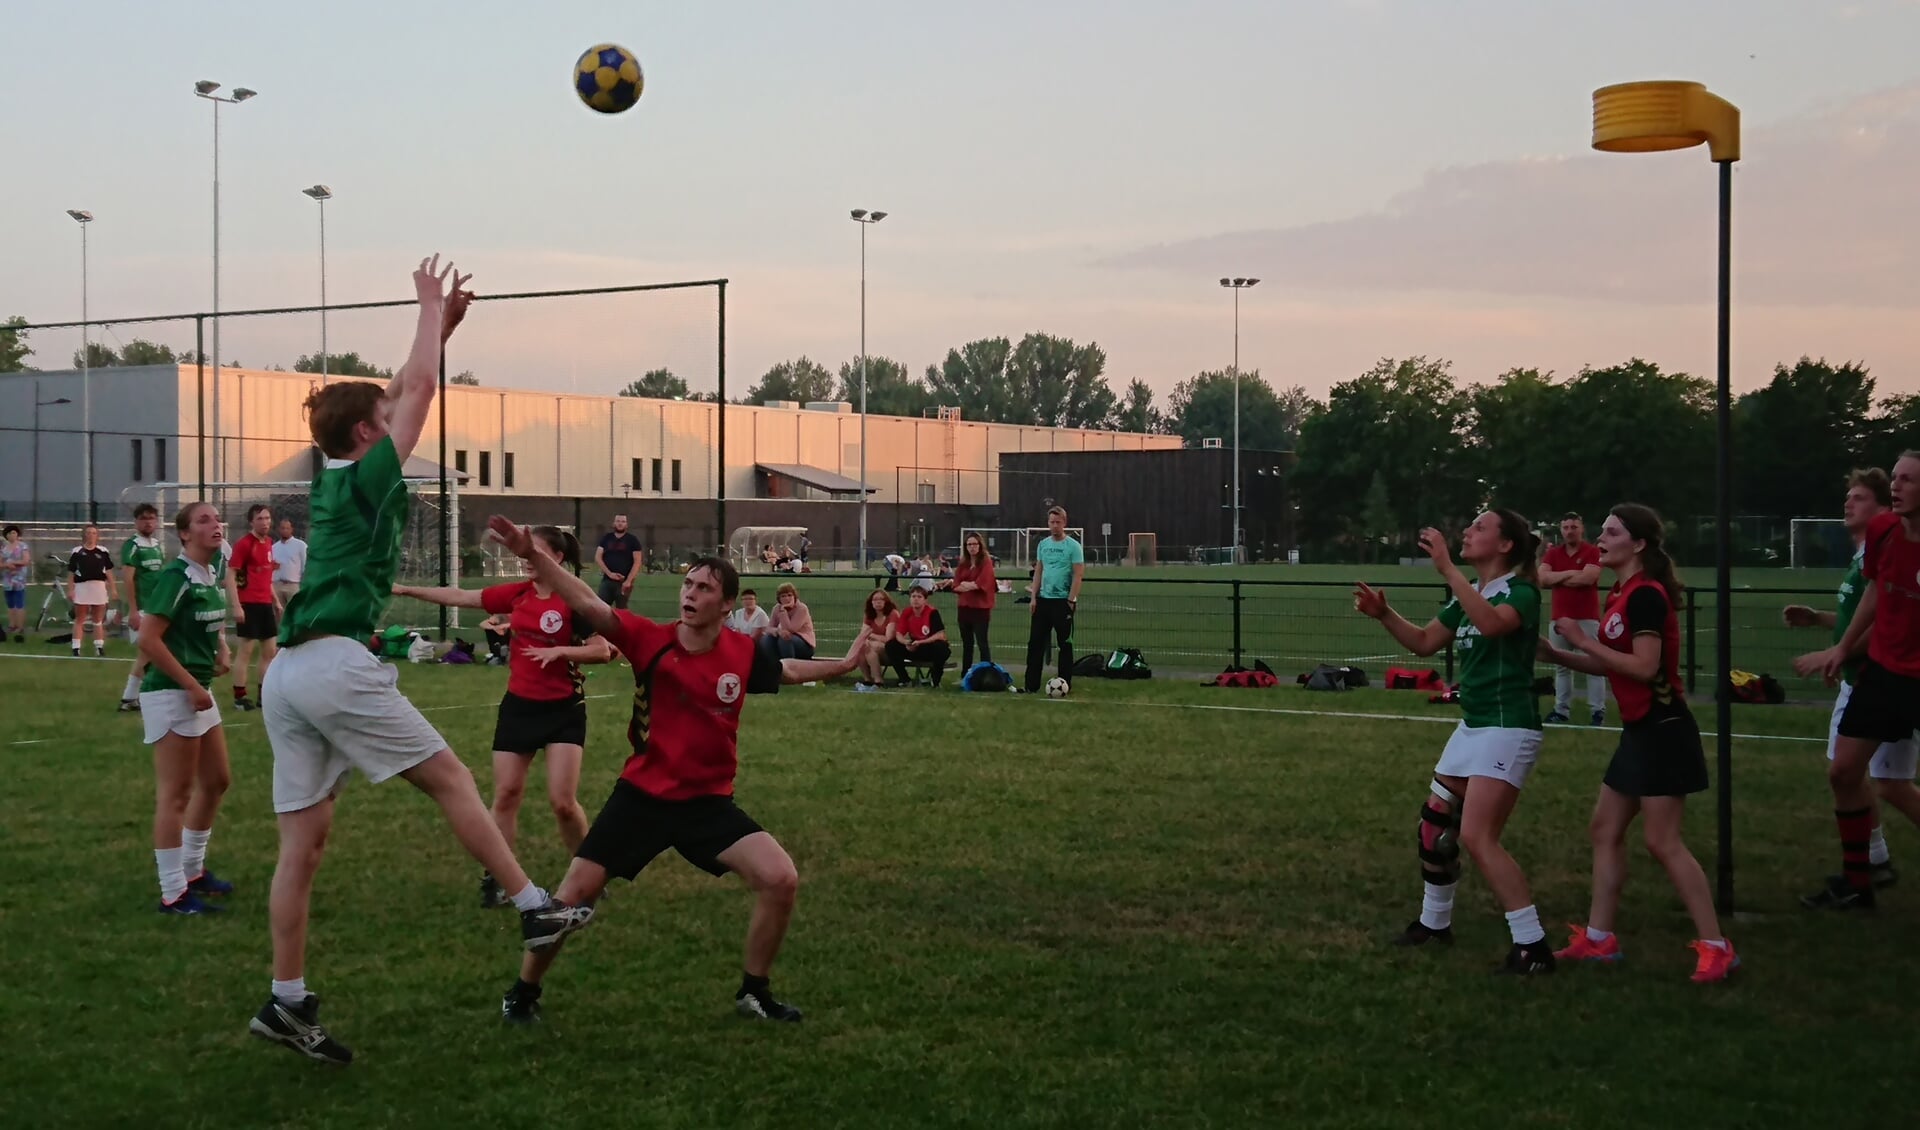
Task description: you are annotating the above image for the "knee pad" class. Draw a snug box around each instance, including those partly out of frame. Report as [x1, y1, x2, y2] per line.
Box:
[1419, 780, 1461, 884]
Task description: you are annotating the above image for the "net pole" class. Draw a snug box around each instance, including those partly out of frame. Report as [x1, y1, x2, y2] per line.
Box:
[195, 316, 207, 497]
[716, 280, 727, 555]
[438, 352, 450, 640]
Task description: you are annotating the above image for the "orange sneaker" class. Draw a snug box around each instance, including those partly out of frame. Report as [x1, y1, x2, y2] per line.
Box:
[1552, 924, 1623, 964]
[1689, 939, 1739, 982]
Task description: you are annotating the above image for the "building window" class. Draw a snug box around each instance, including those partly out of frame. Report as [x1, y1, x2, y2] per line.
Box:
[670, 459, 683, 493]
[630, 458, 642, 492]
[504, 452, 516, 489]
[651, 457, 663, 492]
[915, 482, 935, 504]
[130, 439, 144, 482]
[455, 449, 468, 474]
[155, 438, 168, 482]
[479, 451, 492, 487]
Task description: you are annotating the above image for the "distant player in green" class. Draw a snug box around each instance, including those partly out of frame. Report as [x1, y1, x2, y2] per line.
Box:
[249, 256, 591, 1066]
[137, 501, 235, 915]
[119, 502, 169, 712]
[1354, 509, 1555, 974]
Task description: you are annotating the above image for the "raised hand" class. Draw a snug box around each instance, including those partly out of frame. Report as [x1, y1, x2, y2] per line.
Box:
[487, 515, 536, 559]
[1352, 581, 1389, 620]
[1791, 649, 1831, 680]
[441, 269, 475, 342]
[1554, 618, 1593, 650]
[413, 254, 451, 304]
[1781, 604, 1820, 628]
[1536, 635, 1557, 663]
[522, 644, 570, 668]
[1418, 527, 1454, 575]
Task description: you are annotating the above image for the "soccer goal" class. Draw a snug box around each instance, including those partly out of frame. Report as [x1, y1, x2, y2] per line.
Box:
[1125, 532, 1158, 567]
[962, 526, 1087, 571]
[1789, 518, 1851, 569]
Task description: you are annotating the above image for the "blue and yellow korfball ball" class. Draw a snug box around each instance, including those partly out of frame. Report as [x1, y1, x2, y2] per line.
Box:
[575, 44, 643, 114]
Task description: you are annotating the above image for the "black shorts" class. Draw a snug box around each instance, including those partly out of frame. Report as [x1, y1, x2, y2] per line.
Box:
[577, 779, 763, 879]
[1837, 660, 1920, 745]
[1604, 711, 1709, 798]
[490, 692, 588, 755]
[236, 603, 278, 640]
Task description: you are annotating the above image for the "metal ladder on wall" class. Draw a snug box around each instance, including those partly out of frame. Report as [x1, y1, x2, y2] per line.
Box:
[938, 405, 961, 502]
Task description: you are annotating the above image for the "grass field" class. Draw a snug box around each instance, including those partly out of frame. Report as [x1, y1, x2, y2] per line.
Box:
[4, 637, 1918, 1129]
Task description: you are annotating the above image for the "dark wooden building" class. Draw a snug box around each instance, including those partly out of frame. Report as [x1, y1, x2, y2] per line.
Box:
[996, 448, 1296, 564]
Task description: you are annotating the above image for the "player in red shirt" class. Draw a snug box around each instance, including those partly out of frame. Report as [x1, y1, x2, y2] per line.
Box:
[1538, 512, 1608, 725]
[229, 504, 283, 711]
[1538, 503, 1737, 982]
[1807, 451, 1920, 909]
[394, 525, 615, 909]
[486, 517, 871, 1025]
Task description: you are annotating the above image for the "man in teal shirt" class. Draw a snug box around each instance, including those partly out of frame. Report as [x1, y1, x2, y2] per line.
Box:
[1024, 505, 1084, 693]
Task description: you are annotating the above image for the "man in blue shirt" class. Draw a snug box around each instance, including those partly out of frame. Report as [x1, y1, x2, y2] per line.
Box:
[594, 515, 644, 610]
[1024, 506, 1084, 693]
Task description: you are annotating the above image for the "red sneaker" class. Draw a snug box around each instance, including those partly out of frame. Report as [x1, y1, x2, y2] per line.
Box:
[1552, 923, 1623, 964]
[1689, 939, 1739, 982]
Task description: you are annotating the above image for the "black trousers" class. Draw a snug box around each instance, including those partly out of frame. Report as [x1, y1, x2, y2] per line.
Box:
[1024, 597, 1074, 692]
[957, 606, 992, 670]
[885, 639, 951, 685]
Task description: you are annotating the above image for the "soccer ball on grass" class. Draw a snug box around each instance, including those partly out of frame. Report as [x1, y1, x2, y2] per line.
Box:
[1045, 677, 1070, 699]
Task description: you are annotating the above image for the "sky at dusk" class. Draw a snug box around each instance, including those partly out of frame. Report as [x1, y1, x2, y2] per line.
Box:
[4, 0, 1917, 405]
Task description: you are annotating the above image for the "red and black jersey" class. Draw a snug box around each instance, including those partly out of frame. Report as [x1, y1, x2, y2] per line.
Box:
[1862, 511, 1920, 678]
[482, 581, 590, 702]
[607, 612, 783, 800]
[231, 533, 277, 604]
[895, 603, 945, 641]
[1598, 573, 1688, 724]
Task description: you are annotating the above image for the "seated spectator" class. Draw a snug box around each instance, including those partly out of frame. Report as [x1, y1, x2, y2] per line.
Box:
[760, 582, 816, 662]
[725, 587, 772, 637]
[480, 612, 511, 666]
[886, 587, 951, 687]
[856, 589, 898, 688]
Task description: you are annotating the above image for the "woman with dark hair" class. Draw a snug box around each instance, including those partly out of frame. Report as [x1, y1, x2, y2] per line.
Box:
[2, 524, 29, 642]
[949, 532, 996, 671]
[1539, 503, 1736, 982]
[855, 589, 898, 690]
[1354, 509, 1553, 974]
[395, 525, 614, 908]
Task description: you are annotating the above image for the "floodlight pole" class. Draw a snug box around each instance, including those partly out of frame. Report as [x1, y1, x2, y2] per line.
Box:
[1220, 277, 1259, 563]
[852, 208, 887, 569]
[69, 209, 93, 520]
[303, 185, 332, 384]
[196, 81, 257, 480]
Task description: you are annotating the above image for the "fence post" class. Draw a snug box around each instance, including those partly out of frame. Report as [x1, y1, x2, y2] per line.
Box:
[1686, 596, 1698, 693]
[1441, 585, 1455, 682]
[1231, 579, 1243, 669]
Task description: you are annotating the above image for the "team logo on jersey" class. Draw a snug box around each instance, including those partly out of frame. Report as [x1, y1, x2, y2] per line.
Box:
[716, 672, 742, 704]
[1603, 612, 1625, 640]
[540, 610, 564, 635]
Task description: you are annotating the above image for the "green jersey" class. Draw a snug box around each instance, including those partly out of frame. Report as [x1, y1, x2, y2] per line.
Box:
[1834, 548, 1866, 686]
[280, 435, 409, 645]
[121, 534, 167, 608]
[1436, 573, 1542, 730]
[140, 556, 228, 692]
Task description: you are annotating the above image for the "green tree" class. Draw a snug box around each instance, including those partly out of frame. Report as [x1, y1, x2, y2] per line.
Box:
[747, 356, 836, 405]
[1109, 378, 1160, 433]
[1465, 367, 1564, 520]
[1361, 470, 1395, 564]
[922, 337, 1017, 422]
[1164, 369, 1313, 451]
[837, 356, 930, 418]
[448, 370, 480, 386]
[73, 342, 121, 368]
[294, 352, 394, 380]
[0, 316, 32, 372]
[617, 368, 690, 400]
[1867, 393, 1920, 472]
[1732, 357, 1875, 518]
[1006, 333, 1116, 429]
[117, 340, 179, 366]
[1554, 358, 1714, 526]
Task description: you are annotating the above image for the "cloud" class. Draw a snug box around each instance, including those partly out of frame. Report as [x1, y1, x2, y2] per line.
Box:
[1103, 83, 1920, 310]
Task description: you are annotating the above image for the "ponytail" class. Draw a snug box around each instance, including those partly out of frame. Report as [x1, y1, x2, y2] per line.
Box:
[531, 525, 582, 572]
[1610, 503, 1684, 607]
[1491, 508, 1540, 582]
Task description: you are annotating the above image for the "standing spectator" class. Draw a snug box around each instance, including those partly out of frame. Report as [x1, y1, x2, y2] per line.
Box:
[762, 582, 816, 662]
[886, 586, 952, 686]
[796, 531, 811, 569]
[594, 514, 643, 610]
[1539, 512, 1607, 725]
[1023, 506, 1084, 694]
[951, 532, 996, 671]
[881, 553, 907, 592]
[2, 525, 29, 642]
[726, 588, 772, 637]
[68, 524, 117, 657]
[229, 504, 281, 712]
[271, 518, 307, 606]
[856, 589, 898, 688]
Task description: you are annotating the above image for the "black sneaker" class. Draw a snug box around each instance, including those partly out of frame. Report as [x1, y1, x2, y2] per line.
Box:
[117, 698, 140, 713]
[1496, 941, 1557, 975]
[249, 994, 353, 1065]
[501, 981, 542, 1025]
[521, 900, 595, 952]
[479, 871, 509, 910]
[735, 989, 803, 1022]
[1391, 919, 1453, 947]
[233, 698, 257, 713]
[1801, 875, 1879, 910]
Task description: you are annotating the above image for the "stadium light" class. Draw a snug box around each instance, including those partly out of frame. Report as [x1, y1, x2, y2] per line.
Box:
[851, 207, 889, 569]
[67, 209, 94, 520]
[1220, 277, 1261, 564]
[195, 78, 259, 481]
[1591, 79, 1740, 912]
[303, 185, 333, 384]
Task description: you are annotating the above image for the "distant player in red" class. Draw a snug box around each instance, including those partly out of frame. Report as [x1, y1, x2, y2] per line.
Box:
[228, 504, 281, 711]
[394, 525, 614, 909]
[1808, 451, 1920, 909]
[486, 517, 871, 1025]
[1538, 512, 1607, 725]
[1538, 503, 1737, 982]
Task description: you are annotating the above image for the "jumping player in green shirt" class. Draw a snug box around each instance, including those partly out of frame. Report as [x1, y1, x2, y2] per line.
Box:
[248, 256, 592, 1066]
[1354, 509, 1555, 974]
[119, 502, 169, 712]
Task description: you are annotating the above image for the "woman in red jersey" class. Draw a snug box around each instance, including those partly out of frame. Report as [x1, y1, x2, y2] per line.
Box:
[395, 525, 614, 908]
[947, 532, 997, 672]
[1538, 503, 1736, 982]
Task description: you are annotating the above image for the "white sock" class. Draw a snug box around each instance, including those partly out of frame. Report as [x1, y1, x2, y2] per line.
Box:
[1700, 938, 1729, 951]
[1419, 882, 1456, 931]
[155, 847, 187, 903]
[508, 883, 550, 912]
[1504, 904, 1545, 946]
[1586, 925, 1613, 942]
[123, 674, 141, 700]
[271, 977, 308, 1005]
[182, 827, 211, 879]
[1869, 825, 1890, 866]
[94, 640, 105, 655]
[71, 641, 80, 654]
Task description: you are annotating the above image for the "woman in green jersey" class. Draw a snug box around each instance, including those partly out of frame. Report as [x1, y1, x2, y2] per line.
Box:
[1354, 509, 1554, 974]
[138, 501, 236, 915]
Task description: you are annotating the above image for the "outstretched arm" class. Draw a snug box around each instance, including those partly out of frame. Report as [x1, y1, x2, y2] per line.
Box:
[779, 628, 870, 684]
[392, 583, 486, 609]
[489, 516, 619, 637]
[1353, 583, 1451, 656]
[386, 256, 473, 464]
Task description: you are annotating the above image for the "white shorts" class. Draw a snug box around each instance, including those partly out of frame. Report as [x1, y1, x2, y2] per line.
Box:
[1828, 681, 1919, 781]
[73, 580, 108, 606]
[263, 635, 448, 813]
[140, 689, 222, 744]
[1433, 724, 1543, 789]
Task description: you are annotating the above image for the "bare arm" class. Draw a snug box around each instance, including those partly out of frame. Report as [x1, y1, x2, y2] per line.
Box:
[522, 636, 617, 667]
[1070, 562, 1084, 604]
[780, 628, 870, 684]
[138, 613, 213, 708]
[386, 258, 471, 464]
[594, 544, 615, 579]
[1538, 635, 1609, 676]
[489, 517, 619, 637]
[392, 583, 486, 610]
[1782, 604, 1838, 630]
[1438, 568, 1524, 638]
[1564, 564, 1602, 589]
[1353, 583, 1450, 656]
[1569, 627, 1662, 683]
[224, 568, 243, 624]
